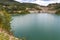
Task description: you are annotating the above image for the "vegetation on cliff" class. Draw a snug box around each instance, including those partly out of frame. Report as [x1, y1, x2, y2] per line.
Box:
[55, 9, 60, 14]
[0, 0, 41, 14]
[0, 9, 21, 40]
[0, 9, 11, 32]
[48, 3, 60, 14]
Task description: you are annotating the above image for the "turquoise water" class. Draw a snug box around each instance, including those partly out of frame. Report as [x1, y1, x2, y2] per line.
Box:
[11, 13, 60, 40]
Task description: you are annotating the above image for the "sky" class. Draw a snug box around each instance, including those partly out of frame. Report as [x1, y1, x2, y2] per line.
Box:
[15, 0, 60, 6]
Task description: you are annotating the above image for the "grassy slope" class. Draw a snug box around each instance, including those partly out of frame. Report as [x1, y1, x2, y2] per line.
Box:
[0, 30, 20, 40]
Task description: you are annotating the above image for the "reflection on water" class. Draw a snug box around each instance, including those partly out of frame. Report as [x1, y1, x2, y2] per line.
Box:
[11, 13, 60, 40]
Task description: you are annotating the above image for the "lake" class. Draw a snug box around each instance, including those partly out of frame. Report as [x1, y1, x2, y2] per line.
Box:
[11, 13, 60, 40]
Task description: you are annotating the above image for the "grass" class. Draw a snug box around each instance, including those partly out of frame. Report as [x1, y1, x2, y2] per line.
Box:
[0, 31, 20, 40]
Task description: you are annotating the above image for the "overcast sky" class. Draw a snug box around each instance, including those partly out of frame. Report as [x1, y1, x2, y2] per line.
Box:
[15, 0, 60, 6]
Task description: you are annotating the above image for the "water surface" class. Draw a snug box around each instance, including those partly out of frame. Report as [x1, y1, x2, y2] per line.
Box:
[11, 13, 60, 40]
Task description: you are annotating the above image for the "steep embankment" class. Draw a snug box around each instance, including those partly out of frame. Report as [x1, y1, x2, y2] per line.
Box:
[47, 3, 60, 14]
[39, 3, 60, 14]
[40, 6, 56, 13]
[0, 29, 20, 40]
[0, 0, 41, 14]
[0, 10, 22, 40]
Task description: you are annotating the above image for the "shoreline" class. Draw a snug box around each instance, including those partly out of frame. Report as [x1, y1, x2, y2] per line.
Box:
[0, 28, 21, 40]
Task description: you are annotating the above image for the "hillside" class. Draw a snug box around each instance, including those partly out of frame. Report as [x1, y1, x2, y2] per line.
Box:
[39, 3, 60, 14]
[0, 0, 41, 14]
[0, 0, 60, 14]
[47, 3, 60, 14]
[47, 3, 60, 10]
[0, 9, 22, 40]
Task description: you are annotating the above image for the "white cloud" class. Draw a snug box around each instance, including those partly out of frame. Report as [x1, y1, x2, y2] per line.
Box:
[31, 0, 60, 6]
[15, 0, 60, 6]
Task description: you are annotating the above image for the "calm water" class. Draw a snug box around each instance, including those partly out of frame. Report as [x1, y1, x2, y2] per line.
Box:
[11, 13, 60, 40]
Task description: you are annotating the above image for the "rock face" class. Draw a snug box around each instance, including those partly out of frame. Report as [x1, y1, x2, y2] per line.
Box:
[40, 6, 56, 13]
[47, 3, 60, 14]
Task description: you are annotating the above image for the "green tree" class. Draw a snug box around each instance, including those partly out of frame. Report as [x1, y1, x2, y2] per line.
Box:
[0, 9, 11, 33]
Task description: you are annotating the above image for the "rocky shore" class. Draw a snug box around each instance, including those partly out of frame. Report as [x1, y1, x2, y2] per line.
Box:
[0, 28, 21, 40]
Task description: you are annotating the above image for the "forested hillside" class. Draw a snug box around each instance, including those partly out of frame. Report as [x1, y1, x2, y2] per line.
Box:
[0, 0, 41, 14]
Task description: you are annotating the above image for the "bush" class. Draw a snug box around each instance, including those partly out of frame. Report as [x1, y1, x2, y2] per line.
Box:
[20, 10, 30, 14]
[0, 33, 9, 40]
[55, 10, 60, 14]
[0, 10, 11, 33]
